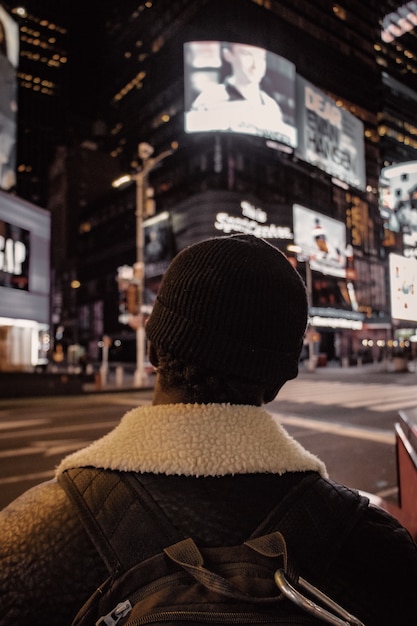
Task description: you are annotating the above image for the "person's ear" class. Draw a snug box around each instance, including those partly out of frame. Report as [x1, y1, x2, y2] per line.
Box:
[262, 381, 285, 404]
[148, 343, 159, 368]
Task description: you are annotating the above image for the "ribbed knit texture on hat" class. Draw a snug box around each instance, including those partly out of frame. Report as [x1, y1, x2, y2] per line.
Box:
[145, 234, 308, 385]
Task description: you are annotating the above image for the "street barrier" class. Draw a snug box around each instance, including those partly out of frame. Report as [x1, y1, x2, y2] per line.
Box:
[364, 408, 417, 541]
[394, 410, 417, 539]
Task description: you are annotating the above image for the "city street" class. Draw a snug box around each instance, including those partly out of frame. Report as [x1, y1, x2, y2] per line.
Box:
[1, 362, 417, 511]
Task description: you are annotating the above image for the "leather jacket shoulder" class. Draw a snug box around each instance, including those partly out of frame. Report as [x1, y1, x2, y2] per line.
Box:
[1, 472, 417, 626]
[0, 479, 108, 625]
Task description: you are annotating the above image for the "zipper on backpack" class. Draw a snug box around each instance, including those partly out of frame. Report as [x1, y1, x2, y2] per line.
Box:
[126, 611, 298, 624]
[96, 599, 132, 626]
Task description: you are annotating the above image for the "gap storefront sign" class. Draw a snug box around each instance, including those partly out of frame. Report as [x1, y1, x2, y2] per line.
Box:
[0, 220, 30, 290]
[0, 191, 50, 371]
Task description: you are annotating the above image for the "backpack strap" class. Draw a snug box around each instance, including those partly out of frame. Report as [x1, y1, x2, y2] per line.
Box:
[59, 467, 368, 581]
[59, 467, 184, 575]
[251, 472, 369, 580]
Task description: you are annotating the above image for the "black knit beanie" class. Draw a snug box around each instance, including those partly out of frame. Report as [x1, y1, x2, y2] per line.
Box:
[145, 234, 308, 385]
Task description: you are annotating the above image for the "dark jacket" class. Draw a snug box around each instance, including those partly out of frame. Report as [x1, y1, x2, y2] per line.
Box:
[1, 403, 417, 625]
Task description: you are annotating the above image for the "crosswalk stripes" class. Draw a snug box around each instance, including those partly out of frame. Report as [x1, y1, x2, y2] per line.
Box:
[277, 378, 417, 414]
[272, 413, 395, 445]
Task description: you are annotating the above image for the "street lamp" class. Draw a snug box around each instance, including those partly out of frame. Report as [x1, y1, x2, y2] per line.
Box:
[113, 142, 175, 387]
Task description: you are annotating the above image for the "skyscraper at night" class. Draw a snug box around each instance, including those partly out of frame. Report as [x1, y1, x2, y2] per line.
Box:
[3, 0, 417, 369]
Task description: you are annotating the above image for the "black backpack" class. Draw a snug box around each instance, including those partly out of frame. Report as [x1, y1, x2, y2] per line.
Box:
[59, 468, 367, 626]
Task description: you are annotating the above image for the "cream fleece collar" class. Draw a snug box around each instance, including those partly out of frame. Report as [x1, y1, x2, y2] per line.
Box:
[56, 403, 327, 478]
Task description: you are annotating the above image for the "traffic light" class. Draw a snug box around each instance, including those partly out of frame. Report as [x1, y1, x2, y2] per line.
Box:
[126, 283, 139, 314]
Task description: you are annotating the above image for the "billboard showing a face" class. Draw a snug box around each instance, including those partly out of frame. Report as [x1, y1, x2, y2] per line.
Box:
[0, 5, 18, 191]
[184, 41, 297, 147]
[293, 204, 348, 278]
[389, 253, 417, 322]
[296, 77, 366, 191]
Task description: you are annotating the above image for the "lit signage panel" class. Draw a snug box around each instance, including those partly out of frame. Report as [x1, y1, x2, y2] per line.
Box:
[0, 220, 30, 290]
[184, 41, 297, 147]
[0, 5, 18, 191]
[143, 211, 174, 280]
[293, 204, 347, 278]
[0, 191, 50, 324]
[379, 162, 417, 252]
[389, 253, 417, 322]
[382, 3, 417, 42]
[295, 76, 366, 191]
[215, 199, 293, 240]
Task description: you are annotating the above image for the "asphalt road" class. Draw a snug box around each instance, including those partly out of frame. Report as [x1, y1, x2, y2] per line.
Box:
[1, 361, 417, 511]
[269, 363, 417, 503]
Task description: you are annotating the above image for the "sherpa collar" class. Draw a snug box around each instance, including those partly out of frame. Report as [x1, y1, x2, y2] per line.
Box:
[56, 403, 327, 478]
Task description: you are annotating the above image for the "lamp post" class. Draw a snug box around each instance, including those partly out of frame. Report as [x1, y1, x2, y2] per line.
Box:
[113, 143, 174, 387]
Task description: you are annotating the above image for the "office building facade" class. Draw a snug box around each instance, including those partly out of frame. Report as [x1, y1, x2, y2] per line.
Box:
[6, 0, 417, 365]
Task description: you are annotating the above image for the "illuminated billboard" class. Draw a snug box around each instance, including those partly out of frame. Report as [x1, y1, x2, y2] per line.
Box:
[379, 162, 417, 251]
[0, 4, 18, 191]
[389, 253, 417, 322]
[381, 2, 417, 43]
[184, 41, 297, 147]
[296, 77, 366, 191]
[292, 204, 348, 278]
[0, 190, 50, 323]
[143, 211, 174, 280]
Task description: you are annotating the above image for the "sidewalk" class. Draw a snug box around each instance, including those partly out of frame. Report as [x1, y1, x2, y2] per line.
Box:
[2, 359, 414, 400]
[82, 367, 155, 394]
[83, 359, 417, 394]
[298, 358, 417, 385]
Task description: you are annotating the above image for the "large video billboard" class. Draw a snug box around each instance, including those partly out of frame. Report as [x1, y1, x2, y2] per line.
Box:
[296, 77, 366, 191]
[0, 4, 18, 191]
[389, 253, 417, 322]
[293, 204, 348, 278]
[184, 41, 297, 147]
[379, 162, 417, 251]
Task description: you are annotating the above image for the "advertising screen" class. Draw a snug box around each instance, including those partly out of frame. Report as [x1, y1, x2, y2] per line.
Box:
[296, 76, 366, 191]
[184, 41, 297, 147]
[293, 204, 348, 278]
[0, 5, 18, 191]
[382, 3, 417, 43]
[379, 162, 417, 250]
[143, 211, 174, 280]
[389, 253, 417, 322]
[143, 211, 174, 306]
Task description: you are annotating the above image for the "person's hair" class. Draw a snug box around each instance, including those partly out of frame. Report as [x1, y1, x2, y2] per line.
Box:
[152, 345, 274, 406]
